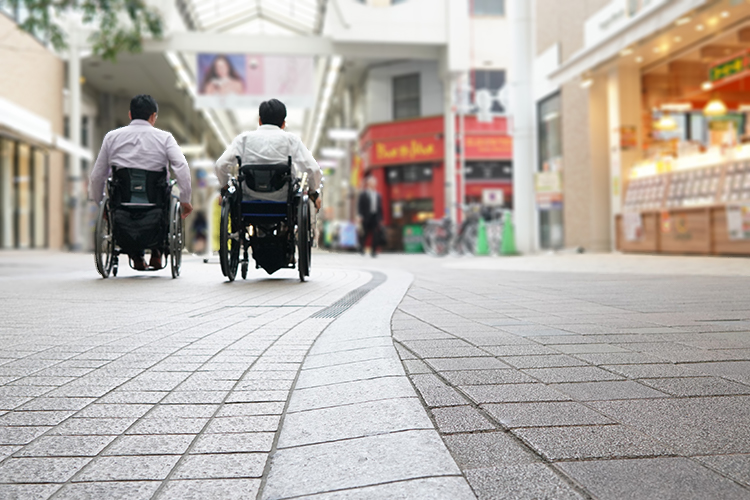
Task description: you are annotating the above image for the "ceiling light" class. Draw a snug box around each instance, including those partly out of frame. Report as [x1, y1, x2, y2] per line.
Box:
[738, 104, 750, 112]
[320, 147, 347, 159]
[707, 17, 719, 27]
[721, 11, 730, 18]
[635, 56, 644, 63]
[675, 16, 691, 26]
[620, 48, 634, 57]
[696, 24, 705, 31]
[674, 36, 682, 43]
[654, 114, 678, 131]
[317, 160, 338, 169]
[704, 98, 727, 116]
[661, 103, 692, 112]
[327, 129, 359, 141]
[702, 81, 713, 91]
[580, 78, 593, 89]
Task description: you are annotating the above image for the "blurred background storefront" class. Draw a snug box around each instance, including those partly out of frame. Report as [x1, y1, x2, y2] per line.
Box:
[536, 0, 750, 256]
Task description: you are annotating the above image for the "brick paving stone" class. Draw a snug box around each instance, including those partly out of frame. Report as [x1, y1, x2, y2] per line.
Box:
[171, 453, 266, 479]
[0, 484, 61, 499]
[638, 377, 750, 397]
[499, 354, 588, 369]
[483, 401, 614, 428]
[190, 432, 275, 454]
[73, 455, 179, 481]
[0, 456, 91, 483]
[103, 434, 195, 455]
[521, 366, 624, 383]
[514, 425, 673, 461]
[558, 457, 750, 500]
[430, 406, 496, 433]
[441, 369, 536, 385]
[442, 432, 538, 469]
[157, 478, 261, 500]
[696, 454, 750, 487]
[552, 380, 668, 400]
[53, 481, 160, 500]
[464, 464, 584, 500]
[16, 435, 115, 457]
[424, 357, 509, 371]
[461, 383, 572, 404]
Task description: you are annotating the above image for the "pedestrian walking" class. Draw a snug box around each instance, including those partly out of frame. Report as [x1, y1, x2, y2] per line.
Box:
[357, 176, 384, 257]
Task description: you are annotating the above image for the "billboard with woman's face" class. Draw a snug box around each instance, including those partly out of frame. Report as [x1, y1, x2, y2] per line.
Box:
[195, 54, 314, 109]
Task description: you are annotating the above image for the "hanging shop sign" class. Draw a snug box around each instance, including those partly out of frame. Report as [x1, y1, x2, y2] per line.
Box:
[726, 204, 750, 240]
[709, 50, 750, 85]
[195, 54, 315, 109]
[465, 136, 512, 158]
[370, 138, 442, 166]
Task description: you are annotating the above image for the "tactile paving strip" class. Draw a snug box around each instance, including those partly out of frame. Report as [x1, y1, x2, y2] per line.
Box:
[311, 271, 387, 318]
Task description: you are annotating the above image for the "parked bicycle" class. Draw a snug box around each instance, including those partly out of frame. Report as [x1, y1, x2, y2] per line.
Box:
[423, 205, 506, 257]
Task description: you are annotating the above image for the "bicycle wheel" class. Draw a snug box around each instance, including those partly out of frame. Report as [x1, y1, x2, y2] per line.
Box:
[94, 198, 114, 278]
[460, 222, 479, 256]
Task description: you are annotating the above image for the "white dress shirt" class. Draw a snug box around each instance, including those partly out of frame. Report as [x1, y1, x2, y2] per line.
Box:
[89, 120, 192, 204]
[215, 124, 322, 192]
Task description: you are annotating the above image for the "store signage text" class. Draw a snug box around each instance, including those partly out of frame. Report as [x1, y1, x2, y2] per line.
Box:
[585, 0, 667, 48]
[373, 139, 440, 164]
[465, 136, 512, 158]
[709, 52, 748, 83]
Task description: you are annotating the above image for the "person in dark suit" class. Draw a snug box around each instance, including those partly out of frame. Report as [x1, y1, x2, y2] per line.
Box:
[357, 176, 384, 257]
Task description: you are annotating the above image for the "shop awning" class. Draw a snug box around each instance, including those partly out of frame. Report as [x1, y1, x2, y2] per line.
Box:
[548, 0, 707, 86]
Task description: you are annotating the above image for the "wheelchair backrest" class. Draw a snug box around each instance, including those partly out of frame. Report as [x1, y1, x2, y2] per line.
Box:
[110, 167, 168, 208]
[239, 162, 291, 193]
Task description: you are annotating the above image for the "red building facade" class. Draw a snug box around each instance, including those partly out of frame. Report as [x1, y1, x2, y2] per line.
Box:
[359, 115, 512, 245]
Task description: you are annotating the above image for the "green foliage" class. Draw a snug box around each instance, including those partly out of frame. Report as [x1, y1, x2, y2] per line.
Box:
[0, 0, 163, 61]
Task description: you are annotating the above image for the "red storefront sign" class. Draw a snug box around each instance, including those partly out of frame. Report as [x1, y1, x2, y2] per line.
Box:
[369, 137, 443, 166]
[465, 136, 512, 158]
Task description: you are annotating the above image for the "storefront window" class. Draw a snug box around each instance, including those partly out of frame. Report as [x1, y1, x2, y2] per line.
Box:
[465, 161, 511, 180]
[386, 164, 433, 184]
[472, 70, 506, 113]
[538, 93, 564, 250]
[32, 149, 47, 248]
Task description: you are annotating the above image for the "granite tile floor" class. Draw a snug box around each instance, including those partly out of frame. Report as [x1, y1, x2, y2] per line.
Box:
[3, 250, 750, 499]
[390, 253, 750, 499]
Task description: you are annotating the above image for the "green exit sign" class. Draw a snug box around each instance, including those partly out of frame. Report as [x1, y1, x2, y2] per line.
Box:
[710, 54, 747, 82]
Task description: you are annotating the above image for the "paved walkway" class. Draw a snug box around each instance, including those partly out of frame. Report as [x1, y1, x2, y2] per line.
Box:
[0, 251, 749, 499]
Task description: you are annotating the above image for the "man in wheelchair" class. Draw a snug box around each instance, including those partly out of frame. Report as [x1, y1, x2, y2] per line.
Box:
[89, 95, 193, 271]
[214, 99, 323, 281]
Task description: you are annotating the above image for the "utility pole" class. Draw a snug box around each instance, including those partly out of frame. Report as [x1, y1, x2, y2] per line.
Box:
[508, 0, 536, 254]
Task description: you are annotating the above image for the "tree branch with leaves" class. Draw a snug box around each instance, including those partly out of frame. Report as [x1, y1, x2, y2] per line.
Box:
[0, 0, 163, 60]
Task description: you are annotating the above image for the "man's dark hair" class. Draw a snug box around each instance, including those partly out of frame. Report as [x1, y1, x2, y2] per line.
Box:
[130, 94, 159, 121]
[259, 99, 286, 127]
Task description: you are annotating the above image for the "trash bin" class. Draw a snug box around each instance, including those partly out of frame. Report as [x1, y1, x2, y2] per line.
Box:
[403, 225, 424, 253]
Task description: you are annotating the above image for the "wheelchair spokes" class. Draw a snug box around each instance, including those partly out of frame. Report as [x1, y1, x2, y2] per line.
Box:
[94, 198, 115, 278]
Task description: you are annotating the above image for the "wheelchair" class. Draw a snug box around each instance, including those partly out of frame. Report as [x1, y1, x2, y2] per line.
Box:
[219, 156, 313, 282]
[94, 167, 184, 279]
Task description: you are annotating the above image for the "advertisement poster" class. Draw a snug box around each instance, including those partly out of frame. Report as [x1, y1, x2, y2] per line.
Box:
[195, 54, 315, 109]
[726, 204, 750, 240]
[623, 212, 643, 242]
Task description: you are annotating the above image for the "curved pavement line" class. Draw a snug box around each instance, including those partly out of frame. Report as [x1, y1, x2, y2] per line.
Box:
[259, 269, 475, 500]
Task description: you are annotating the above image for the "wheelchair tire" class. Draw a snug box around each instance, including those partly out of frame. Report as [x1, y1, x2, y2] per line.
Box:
[220, 198, 240, 282]
[297, 197, 311, 282]
[241, 261, 248, 280]
[169, 199, 183, 279]
[94, 198, 115, 278]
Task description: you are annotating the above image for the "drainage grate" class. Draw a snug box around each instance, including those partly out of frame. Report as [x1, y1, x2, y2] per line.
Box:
[311, 271, 387, 319]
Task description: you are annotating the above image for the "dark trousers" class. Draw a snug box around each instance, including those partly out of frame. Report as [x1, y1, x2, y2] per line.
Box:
[359, 220, 380, 255]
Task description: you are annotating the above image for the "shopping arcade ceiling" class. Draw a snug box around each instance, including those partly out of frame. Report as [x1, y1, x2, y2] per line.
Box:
[171, 0, 329, 145]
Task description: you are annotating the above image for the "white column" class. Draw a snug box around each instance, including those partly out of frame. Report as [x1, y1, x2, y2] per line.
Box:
[509, 0, 536, 254]
[444, 74, 457, 222]
[68, 31, 83, 250]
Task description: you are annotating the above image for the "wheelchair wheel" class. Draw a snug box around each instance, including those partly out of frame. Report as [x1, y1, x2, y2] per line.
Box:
[220, 198, 240, 282]
[169, 199, 183, 279]
[94, 198, 114, 278]
[297, 197, 312, 282]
